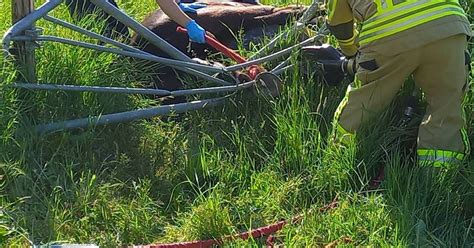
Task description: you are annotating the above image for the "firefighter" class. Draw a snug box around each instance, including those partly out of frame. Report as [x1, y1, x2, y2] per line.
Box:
[322, 0, 472, 168]
[65, 0, 208, 43]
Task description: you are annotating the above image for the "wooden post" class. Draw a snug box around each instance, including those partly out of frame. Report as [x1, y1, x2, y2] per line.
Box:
[12, 0, 37, 83]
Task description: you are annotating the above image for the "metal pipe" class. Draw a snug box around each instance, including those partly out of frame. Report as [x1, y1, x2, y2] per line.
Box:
[272, 64, 293, 76]
[12, 80, 255, 96]
[89, 0, 193, 62]
[43, 15, 144, 54]
[248, 29, 290, 60]
[188, 70, 236, 86]
[249, 0, 322, 60]
[14, 35, 233, 85]
[170, 80, 255, 96]
[6, 10, 230, 85]
[13, 35, 226, 73]
[271, 57, 291, 72]
[39, 35, 233, 85]
[35, 96, 228, 134]
[2, 0, 63, 56]
[225, 36, 319, 72]
[12, 82, 172, 95]
[41, 17, 233, 86]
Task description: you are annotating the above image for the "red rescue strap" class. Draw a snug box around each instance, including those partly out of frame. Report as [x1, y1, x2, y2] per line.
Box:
[176, 27, 261, 80]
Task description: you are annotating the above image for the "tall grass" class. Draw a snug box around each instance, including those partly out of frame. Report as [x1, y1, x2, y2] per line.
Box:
[1, 0, 473, 247]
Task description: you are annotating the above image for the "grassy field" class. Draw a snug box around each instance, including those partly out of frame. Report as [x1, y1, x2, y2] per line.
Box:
[1, 0, 473, 247]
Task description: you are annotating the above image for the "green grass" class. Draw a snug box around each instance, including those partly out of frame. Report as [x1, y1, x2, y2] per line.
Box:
[1, 0, 473, 247]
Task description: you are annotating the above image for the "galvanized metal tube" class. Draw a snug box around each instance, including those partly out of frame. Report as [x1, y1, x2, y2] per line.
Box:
[2, 0, 63, 56]
[12, 80, 254, 96]
[42, 17, 233, 86]
[272, 64, 293, 76]
[35, 96, 227, 134]
[4, 0, 63, 37]
[181, 69, 234, 86]
[248, 29, 289, 60]
[170, 81, 255, 96]
[14, 35, 225, 73]
[43, 15, 144, 54]
[12, 82, 172, 95]
[225, 36, 319, 72]
[90, 0, 193, 62]
[249, 0, 323, 60]
[271, 57, 291, 72]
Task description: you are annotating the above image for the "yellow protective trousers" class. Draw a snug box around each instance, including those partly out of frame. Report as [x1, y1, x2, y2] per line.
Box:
[334, 34, 470, 168]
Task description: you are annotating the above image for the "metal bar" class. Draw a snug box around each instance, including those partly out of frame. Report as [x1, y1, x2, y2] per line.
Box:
[12, 79, 255, 96]
[13, 36, 232, 85]
[7, 0, 62, 37]
[12, 82, 172, 95]
[3, 1, 230, 85]
[43, 15, 144, 54]
[225, 36, 320, 72]
[272, 64, 293, 76]
[249, 0, 322, 60]
[248, 29, 290, 60]
[170, 80, 255, 96]
[13, 35, 226, 73]
[89, 0, 193, 62]
[182, 69, 235, 86]
[2, 0, 63, 55]
[35, 96, 228, 133]
[12, 80, 255, 96]
[40, 17, 234, 86]
[271, 57, 291, 72]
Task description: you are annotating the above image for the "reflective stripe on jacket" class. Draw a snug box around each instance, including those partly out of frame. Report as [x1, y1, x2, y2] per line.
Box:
[359, 0, 468, 45]
[326, 0, 472, 56]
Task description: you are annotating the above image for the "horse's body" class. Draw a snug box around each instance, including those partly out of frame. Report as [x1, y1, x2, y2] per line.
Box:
[64, 0, 304, 102]
[130, 1, 303, 101]
[132, 1, 304, 59]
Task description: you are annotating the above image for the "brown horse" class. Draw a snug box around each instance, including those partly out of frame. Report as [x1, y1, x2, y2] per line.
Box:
[131, 1, 305, 101]
[132, 1, 304, 58]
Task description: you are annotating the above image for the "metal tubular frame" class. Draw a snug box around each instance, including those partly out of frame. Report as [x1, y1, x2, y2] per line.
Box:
[249, 0, 323, 60]
[43, 15, 144, 53]
[2, 0, 324, 133]
[3, 0, 63, 55]
[12, 80, 255, 97]
[43, 16, 237, 86]
[12, 35, 227, 73]
[89, 0, 193, 62]
[35, 96, 228, 134]
[225, 35, 321, 71]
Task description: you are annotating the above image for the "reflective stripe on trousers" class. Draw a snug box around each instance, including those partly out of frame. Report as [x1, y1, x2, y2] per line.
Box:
[417, 149, 465, 169]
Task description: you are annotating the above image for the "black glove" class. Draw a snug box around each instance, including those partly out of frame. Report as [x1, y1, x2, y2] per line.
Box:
[301, 44, 352, 86]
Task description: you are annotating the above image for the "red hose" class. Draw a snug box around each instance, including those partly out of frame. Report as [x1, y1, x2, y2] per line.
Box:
[176, 26, 247, 63]
[176, 26, 261, 79]
[138, 220, 287, 248]
[131, 197, 339, 248]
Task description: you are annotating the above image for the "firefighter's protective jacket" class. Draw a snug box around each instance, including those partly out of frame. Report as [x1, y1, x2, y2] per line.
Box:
[329, 0, 472, 167]
[326, 0, 472, 57]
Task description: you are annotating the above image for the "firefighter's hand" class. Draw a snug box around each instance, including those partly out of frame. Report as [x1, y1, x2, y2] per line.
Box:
[179, 2, 206, 14]
[301, 44, 347, 86]
[185, 20, 206, 43]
